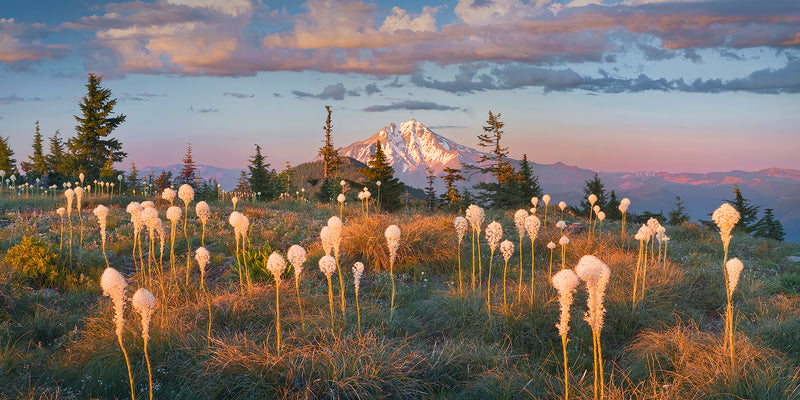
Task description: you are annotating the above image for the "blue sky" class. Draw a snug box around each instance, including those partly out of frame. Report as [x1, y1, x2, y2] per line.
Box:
[1, 0, 798, 173]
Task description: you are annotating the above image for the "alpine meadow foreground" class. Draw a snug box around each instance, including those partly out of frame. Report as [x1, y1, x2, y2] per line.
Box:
[1, 193, 799, 400]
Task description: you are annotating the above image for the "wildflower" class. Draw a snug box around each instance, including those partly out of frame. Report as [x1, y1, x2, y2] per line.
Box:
[726, 258, 743, 293]
[178, 184, 194, 284]
[353, 261, 365, 333]
[513, 210, 528, 302]
[485, 221, 503, 308]
[465, 204, 485, 291]
[531, 197, 539, 207]
[454, 216, 469, 295]
[56, 207, 65, 252]
[132, 287, 156, 400]
[196, 201, 211, 247]
[320, 226, 334, 256]
[267, 252, 286, 354]
[232, 196, 238, 210]
[500, 239, 514, 312]
[556, 220, 567, 230]
[94, 205, 110, 268]
[161, 188, 176, 205]
[141, 201, 155, 209]
[101, 267, 135, 400]
[552, 268, 580, 400]
[385, 224, 401, 321]
[542, 194, 551, 227]
[559, 235, 569, 271]
[319, 255, 337, 329]
[287, 244, 307, 328]
[575, 255, 611, 400]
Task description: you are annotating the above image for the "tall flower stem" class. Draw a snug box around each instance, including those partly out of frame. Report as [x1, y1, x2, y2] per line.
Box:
[502, 258, 509, 313]
[517, 236, 523, 303]
[295, 279, 305, 329]
[530, 240, 537, 306]
[117, 334, 135, 400]
[183, 215, 191, 285]
[274, 281, 281, 356]
[486, 249, 494, 311]
[390, 261, 396, 322]
[477, 231, 483, 289]
[144, 338, 153, 400]
[169, 222, 177, 278]
[457, 239, 463, 296]
[471, 230, 476, 292]
[336, 257, 345, 316]
[355, 288, 361, 335]
[561, 334, 569, 400]
[326, 275, 335, 330]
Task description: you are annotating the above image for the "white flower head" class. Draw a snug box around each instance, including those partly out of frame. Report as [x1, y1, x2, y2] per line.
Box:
[597, 211, 606, 221]
[500, 240, 514, 262]
[64, 188, 74, 214]
[327, 216, 343, 257]
[195, 247, 211, 275]
[559, 235, 569, 246]
[575, 255, 611, 331]
[726, 257, 744, 293]
[320, 226, 334, 256]
[93, 205, 108, 240]
[287, 245, 307, 279]
[196, 201, 211, 225]
[465, 204, 484, 232]
[531, 197, 539, 207]
[486, 221, 503, 252]
[178, 184, 194, 205]
[588, 194, 598, 206]
[454, 216, 469, 243]
[56, 207, 65, 217]
[385, 224, 401, 266]
[559, 201, 567, 211]
[556, 220, 567, 230]
[593, 205, 600, 214]
[319, 255, 337, 278]
[547, 241, 556, 250]
[352, 262, 365, 294]
[552, 268, 580, 337]
[141, 201, 155, 209]
[525, 215, 541, 241]
[267, 252, 286, 284]
[542, 194, 551, 205]
[337, 193, 346, 203]
[101, 267, 127, 337]
[514, 209, 529, 238]
[74, 187, 84, 209]
[621, 198, 631, 206]
[167, 206, 182, 222]
[132, 288, 156, 341]
[161, 188, 176, 203]
[712, 203, 740, 244]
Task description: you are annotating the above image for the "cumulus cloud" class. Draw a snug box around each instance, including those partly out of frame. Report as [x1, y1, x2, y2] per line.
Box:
[292, 83, 359, 100]
[363, 100, 462, 112]
[0, 18, 67, 64]
[223, 92, 255, 98]
[379, 6, 439, 33]
[0, 95, 24, 104]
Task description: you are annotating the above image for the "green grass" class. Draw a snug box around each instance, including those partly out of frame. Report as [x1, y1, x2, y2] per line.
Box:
[0, 194, 799, 398]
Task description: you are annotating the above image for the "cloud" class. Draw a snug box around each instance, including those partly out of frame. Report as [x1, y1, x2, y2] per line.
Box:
[411, 63, 496, 94]
[363, 100, 463, 112]
[292, 83, 359, 100]
[379, 6, 439, 33]
[223, 92, 255, 98]
[121, 92, 166, 101]
[428, 125, 468, 129]
[0, 95, 24, 104]
[0, 18, 67, 64]
[189, 106, 219, 113]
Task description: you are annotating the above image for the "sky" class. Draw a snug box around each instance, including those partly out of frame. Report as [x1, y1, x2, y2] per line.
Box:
[1, 0, 799, 174]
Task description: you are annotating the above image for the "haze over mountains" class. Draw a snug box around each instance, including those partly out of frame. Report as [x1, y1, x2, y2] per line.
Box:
[142, 119, 800, 241]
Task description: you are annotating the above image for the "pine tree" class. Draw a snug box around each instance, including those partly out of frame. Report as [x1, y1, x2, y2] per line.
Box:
[359, 139, 404, 211]
[753, 208, 785, 241]
[424, 166, 437, 211]
[606, 190, 622, 220]
[472, 111, 515, 207]
[440, 166, 465, 210]
[725, 184, 759, 233]
[177, 143, 198, 186]
[67, 73, 126, 181]
[277, 161, 296, 195]
[515, 153, 543, 204]
[21, 121, 47, 179]
[248, 144, 278, 201]
[318, 105, 341, 179]
[0, 135, 17, 176]
[578, 173, 608, 215]
[45, 130, 66, 179]
[668, 196, 690, 225]
[235, 170, 251, 193]
[126, 162, 141, 192]
[154, 169, 173, 191]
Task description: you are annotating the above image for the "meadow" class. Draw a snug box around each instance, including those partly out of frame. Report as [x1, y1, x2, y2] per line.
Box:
[0, 188, 799, 399]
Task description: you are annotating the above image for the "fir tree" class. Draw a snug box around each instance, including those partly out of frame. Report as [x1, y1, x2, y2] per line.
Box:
[424, 167, 437, 211]
[605, 190, 622, 220]
[277, 161, 296, 195]
[578, 173, 608, 215]
[668, 196, 690, 225]
[248, 144, 279, 201]
[359, 139, 404, 211]
[126, 162, 141, 193]
[154, 169, 173, 191]
[515, 153, 543, 204]
[21, 121, 47, 178]
[45, 130, 67, 180]
[318, 105, 341, 179]
[725, 184, 760, 233]
[471, 111, 515, 207]
[753, 208, 785, 241]
[0, 135, 17, 176]
[177, 143, 198, 186]
[440, 166, 465, 211]
[235, 170, 251, 193]
[67, 73, 126, 181]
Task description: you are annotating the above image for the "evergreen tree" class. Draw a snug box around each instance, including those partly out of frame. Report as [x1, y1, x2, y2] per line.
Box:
[0, 135, 17, 176]
[235, 170, 251, 193]
[578, 173, 608, 215]
[248, 144, 279, 201]
[359, 139, 404, 211]
[45, 130, 67, 180]
[126, 162, 141, 193]
[177, 143, 198, 186]
[725, 184, 760, 233]
[318, 105, 341, 179]
[67, 73, 126, 181]
[153, 169, 173, 191]
[472, 111, 516, 207]
[668, 196, 690, 225]
[21, 121, 47, 179]
[515, 153, 543, 204]
[277, 160, 296, 195]
[753, 208, 785, 241]
[440, 166, 465, 210]
[424, 166, 437, 211]
[606, 190, 622, 220]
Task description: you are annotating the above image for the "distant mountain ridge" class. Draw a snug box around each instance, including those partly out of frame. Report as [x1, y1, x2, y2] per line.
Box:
[138, 164, 243, 191]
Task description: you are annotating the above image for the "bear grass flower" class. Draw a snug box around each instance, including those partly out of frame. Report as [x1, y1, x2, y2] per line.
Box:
[178, 184, 194, 284]
[542, 194, 551, 228]
[319, 255, 337, 329]
[287, 244, 307, 328]
[195, 201, 211, 247]
[320, 226, 334, 256]
[93, 205, 110, 268]
[385, 224, 401, 321]
[74, 187, 85, 247]
[485, 221, 503, 309]
[132, 288, 156, 400]
[724, 256, 744, 366]
[127, 202, 144, 273]
[166, 206, 182, 277]
[466, 204, 485, 291]
[525, 215, 542, 303]
[513, 210, 528, 302]
[500, 239, 514, 312]
[267, 252, 286, 355]
[56, 207, 65, 252]
[575, 255, 611, 400]
[352, 261, 365, 334]
[64, 189, 75, 264]
[552, 268, 580, 400]
[232, 196, 239, 211]
[101, 267, 135, 400]
[195, 247, 213, 342]
[454, 216, 469, 295]
[327, 216, 346, 314]
[559, 235, 570, 271]
[161, 187, 176, 205]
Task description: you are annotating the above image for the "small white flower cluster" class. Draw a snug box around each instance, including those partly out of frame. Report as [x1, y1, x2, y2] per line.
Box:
[465, 204, 484, 232]
[454, 216, 469, 243]
[500, 240, 514, 262]
[619, 197, 631, 214]
[228, 211, 249, 240]
[161, 188, 176, 204]
[74, 187, 84, 211]
[575, 255, 611, 332]
[514, 209, 529, 238]
[178, 184, 194, 206]
[726, 258, 744, 293]
[320, 226, 334, 256]
[385, 224, 401, 266]
[166, 206, 182, 222]
[65, 189, 74, 215]
[267, 252, 286, 284]
[525, 215, 541, 241]
[319, 255, 337, 278]
[556, 220, 567, 230]
[93, 205, 109, 243]
[486, 221, 503, 252]
[101, 267, 128, 337]
[552, 269, 580, 337]
[287, 245, 307, 280]
[559, 201, 567, 211]
[712, 203, 741, 245]
[547, 241, 557, 250]
[132, 288, 156, 341]
[196, 201, 211, 225]
[327, 216, 343, 258]
[559, 235, 570, 246]
[195, 247, 211, 276]
[352, 262, 365, 294]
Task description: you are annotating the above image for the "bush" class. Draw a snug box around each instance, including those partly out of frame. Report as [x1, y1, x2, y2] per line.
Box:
[3, 236, 59, 287]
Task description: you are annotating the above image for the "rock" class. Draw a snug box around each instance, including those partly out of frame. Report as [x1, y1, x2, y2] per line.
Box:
[787, 256, 800, 263]
[565, 222, 584, 235]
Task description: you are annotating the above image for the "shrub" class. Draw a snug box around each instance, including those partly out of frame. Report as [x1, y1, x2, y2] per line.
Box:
[3, 236, 59, 287]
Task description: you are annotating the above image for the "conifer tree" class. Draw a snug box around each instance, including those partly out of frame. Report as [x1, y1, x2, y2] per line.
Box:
[154, 170, 173, 191]
[0, 135, 17, 176]
[360, 139, 404, 211]
[67, 73, 126, 181]
[21, 121, 47, 178]
[753, 208, 785, 241]
[235, 170, 251, 192]
[424, 167, 437, 211]
[45, 130, 67, 180]
[440, 166, 465, 210]
[472, 111, 516, 207]
[578, 173, 608, 215]
[277, 161, 296, 195]
[126, 161, 141, 193]
[725, 184, 759, 233]
[605, 190, 622, 220]
[248, 144, 279, 200]
[515, 153, 543, 204]
[177, 143, 198, 186]
[668, 196, 690, 225]
[318, 106, 341, 179]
